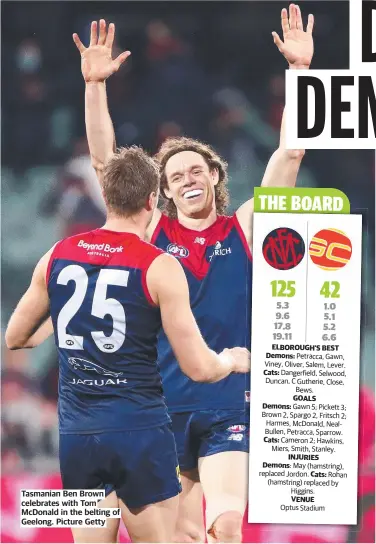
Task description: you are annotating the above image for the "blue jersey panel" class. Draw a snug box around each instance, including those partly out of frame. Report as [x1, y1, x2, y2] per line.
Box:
[154, 216, 252, 412]
[48, 258, 168, 433]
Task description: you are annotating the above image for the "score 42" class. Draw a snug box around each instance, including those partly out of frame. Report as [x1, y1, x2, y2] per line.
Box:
[270, 280, 341, 298]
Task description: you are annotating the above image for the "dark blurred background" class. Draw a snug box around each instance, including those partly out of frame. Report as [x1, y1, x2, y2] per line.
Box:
[1, 3, 374, 541]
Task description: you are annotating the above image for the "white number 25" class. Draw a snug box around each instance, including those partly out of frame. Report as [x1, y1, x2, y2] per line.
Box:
[56, 265, 129, 353]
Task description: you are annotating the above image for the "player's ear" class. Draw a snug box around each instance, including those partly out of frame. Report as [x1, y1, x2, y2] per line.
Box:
[211, 168, 219, 186]
[163, 186, 172, 199]
[146, 193, 155, 212]
[147, 191, 160, 211]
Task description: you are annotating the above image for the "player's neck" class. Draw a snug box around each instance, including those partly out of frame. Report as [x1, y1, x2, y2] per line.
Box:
[102, 215, 146, 238]
[177, 206, 218, 232]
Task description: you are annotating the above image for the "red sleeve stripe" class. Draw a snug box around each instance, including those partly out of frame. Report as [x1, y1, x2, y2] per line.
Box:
[233, 214, 252, 261]
[150, 213, 166, 245]
[141, 267, 158, 307]
[46, 240, 63, 285]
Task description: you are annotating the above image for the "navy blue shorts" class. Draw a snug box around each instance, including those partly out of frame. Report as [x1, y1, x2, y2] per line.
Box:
[170, 409, 249, 472]
[59, 424, 182, 509]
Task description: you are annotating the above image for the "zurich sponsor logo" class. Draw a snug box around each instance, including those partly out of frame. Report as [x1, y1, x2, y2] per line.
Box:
[68, 357, 123, 377]
[227, 425, 246, 433]
[208, 241, 232, 262]
[167, 243, 189, 258]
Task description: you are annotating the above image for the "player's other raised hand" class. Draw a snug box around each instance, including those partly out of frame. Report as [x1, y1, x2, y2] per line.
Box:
[73, 20, 131, 83]
[272, 4, 314, 69]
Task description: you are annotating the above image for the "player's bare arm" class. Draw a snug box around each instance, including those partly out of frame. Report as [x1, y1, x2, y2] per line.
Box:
[5, 249, 55, 350]
[147, 253, 250, 382]
[75, 20, 163, 240]
[73, 21, 129, 175]
[236, 4, 314, 249]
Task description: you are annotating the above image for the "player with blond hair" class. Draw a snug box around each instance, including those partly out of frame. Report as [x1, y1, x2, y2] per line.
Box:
[6, 145, 250, 543]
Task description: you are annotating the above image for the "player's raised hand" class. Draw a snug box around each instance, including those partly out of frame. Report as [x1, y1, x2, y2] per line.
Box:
[73, 20, 131, 83]
[272, 4, 314, 69]
[222, 347, 251, 374]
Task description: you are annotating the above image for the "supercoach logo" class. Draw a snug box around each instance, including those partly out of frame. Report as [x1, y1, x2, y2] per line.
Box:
[167, 243, 189, 258]
[78, 240, 123, 253]
[309, 229, 352, 270]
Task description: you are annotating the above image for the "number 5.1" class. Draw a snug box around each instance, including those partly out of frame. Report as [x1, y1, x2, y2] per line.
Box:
[271, 280, 296, 297]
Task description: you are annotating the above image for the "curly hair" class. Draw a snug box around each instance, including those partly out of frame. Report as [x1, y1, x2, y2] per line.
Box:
[154, 137, 229, 218]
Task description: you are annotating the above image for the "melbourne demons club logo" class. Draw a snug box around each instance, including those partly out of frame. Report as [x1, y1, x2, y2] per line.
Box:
[262, 227, 305, 270]
[167, 243, 189, 258]
[309, 229, 352, 270]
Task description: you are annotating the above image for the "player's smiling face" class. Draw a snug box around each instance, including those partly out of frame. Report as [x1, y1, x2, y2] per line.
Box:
[164, 151, 219, 217]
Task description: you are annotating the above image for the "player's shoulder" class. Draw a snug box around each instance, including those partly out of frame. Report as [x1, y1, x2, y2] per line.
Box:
[150, 212, 179, 245]
[135, 236, 165, 262]
[51, 229, 98, 257]
[213, 213, 239, 237]
[216, 213, 236, 225]
[154, 212, 173, 230]
[56, 229, 98, 247]
[146, 251, 184, 292]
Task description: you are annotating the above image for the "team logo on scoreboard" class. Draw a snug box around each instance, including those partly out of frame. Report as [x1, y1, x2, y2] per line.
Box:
[262, 227, 305, 270]
[309, 229, 352, 270]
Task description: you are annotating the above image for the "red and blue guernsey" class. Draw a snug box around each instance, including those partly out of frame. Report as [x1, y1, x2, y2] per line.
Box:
[47, 229, 168, 434]
[151, 214, 252, 412]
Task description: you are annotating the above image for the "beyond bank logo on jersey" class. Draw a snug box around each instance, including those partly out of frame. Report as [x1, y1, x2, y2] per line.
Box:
[167, 243, 189, 258]
[207, 241, 232, 262]
[77, 240, 124, 254]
